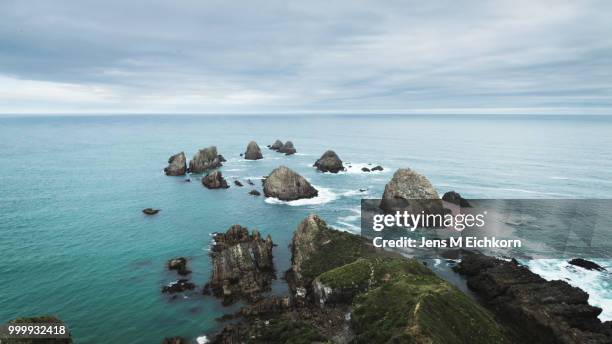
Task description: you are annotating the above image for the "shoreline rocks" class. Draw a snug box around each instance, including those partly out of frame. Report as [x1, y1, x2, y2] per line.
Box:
[263, 166, 318, 201]
[162, 279, 196, 293]
[244, 141, 263, 160]
[379, 168, 444, 218]
[209, 225, 275, 304]
[188, 146, 223, 173]
[569, 258, 606, 271]
[455, 253, 612, 343]
[164, 152, 187, 176]
[202, 171, 229, 189]
[314, 150, 344, 173]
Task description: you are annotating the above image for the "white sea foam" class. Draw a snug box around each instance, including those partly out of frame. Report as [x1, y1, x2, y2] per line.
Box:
[526, 259, 612, 321]
[550, 176, 570, 180]
[196, 335, 210, 344]
[224, 168, 244, 172]
[335, 221, 361, 233]
[264, 185, 337, 206]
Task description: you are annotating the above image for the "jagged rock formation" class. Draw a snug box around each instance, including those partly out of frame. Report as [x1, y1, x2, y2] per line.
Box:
[188, 146, 223, 173]
[142, 208, 160, 215]
[569, 258, 606, 271]
[209, 225, 275, 304]
[2, 316, 73, 343]
[167, 257, 191, 276]
[313, 150, 344, 173]
[202, 171, 229, 189]
[380, 168, 444, 218]
[244, 141, 263, 160]
[262, 166, 318, 201]
[455, 253, 612, 344]
[442, 190, 471, 207]
[269, 139, 283, 151]
[164, 152, 187, 176]
[278, 141, 296, 155]
[161, 279, 195, 293]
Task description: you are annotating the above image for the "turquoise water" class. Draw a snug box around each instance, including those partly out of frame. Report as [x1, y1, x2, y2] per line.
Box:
[1, 115, 611, 343]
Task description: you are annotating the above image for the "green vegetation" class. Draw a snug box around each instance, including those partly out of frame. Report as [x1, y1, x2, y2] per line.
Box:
[247, 318, 326, 344]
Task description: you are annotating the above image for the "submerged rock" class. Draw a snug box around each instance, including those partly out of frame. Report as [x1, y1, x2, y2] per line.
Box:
[569, 258, 606, 271]
[188, 146, 223, 173]
[142, 208, 160, 215]
[162, 279, 195, 293]
[167, 257, 191, 276]
[278, 141, 296, 155]
[249, 189, 261, 196]
[455, 253, 612, 344]
[263, 166, 318, 201]
[442, 190, 471, 207]
[314, 150, 344, 173]
[164, 152, 187, 176]
[234, 180, 243, 187]
[379, 168, 444, 218]
[202, 171, 229, 189]
[209, 225, 275, 304]
[269, 139, 283, 151]
[244, 141, 263, 160]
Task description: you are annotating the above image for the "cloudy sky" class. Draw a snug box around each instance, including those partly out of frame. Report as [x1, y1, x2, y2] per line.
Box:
[1, 0, 611, 114]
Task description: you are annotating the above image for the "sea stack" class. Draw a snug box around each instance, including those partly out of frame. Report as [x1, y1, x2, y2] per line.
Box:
[269, 139, 283, 151]
[380, 168, 444, 217]
[164, 152, 187, 176]
[278, 141, 296, 155]
[202, 170, 229, 189]
[263, 166, 318, 201]
[314, 150, 344, 173]
[244, 141, 263, 160]
[188, 146, 223, 173]
[209, 225, 274, 304]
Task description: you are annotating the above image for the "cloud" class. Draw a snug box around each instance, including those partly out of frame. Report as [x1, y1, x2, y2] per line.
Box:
[0, 0, 611, 114]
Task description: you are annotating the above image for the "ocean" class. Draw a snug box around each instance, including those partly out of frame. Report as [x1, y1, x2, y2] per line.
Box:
[1, 114, 611, 343]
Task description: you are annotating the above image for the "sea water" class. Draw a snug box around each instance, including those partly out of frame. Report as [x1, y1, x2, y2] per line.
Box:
[1, 114, 611, 343]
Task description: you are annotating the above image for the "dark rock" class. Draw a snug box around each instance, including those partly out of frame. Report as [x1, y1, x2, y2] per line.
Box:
[244, 141, 263, 160]
[455, 253, 612, 344]
[202, 283, 211, 295]
[313, 150, 344, 173]
[184, 178, 191, 183]
[359, 189, 367, 192]
[247, 179, 254, 185]
[202, 171, 229, 189]
[379, 168, 444, 219]
[361, 167, 370, 172]
[234, 180, 243, 187]
[269, 139, 283, 151]
[209, 225, 275, 304]
[162, 337, 188, 344]
[218, 154, 226, 162]
[164, 152, 187, 176]
[569, 258, 606, 271]
[142, 208, 160, 215]
[188, 146, 223, 173]
[162, 279, 195, 293]
[371, 165, 383, 171]
[442, 190, 471, 207]
[249, 189, 261, 196]
[239, 296, 292, 317]
[263, 166, 318, 201]
[167, 257, 191, 276]
[4, 316, 73, 343]
[278, 141, 296, 155]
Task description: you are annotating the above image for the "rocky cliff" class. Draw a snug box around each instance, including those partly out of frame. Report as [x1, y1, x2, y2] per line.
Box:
[188, 146, 223, 173]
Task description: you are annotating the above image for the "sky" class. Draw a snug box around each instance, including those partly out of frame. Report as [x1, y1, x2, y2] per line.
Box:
[1, 0, 611, 115]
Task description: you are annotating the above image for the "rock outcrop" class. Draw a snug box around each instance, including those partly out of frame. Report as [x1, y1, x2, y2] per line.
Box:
[442, 190, 471, 207]
[2, 316, 73, 343]
[188, 146, 223, 173]
[202, 171, 229, 189]
[209, 225, 275, 304]
[568, 258, 606, 271]
[278, 141, 296, 155]
[262, 166, 318, 201]
[167, 257, 191, 276]
[162, 279, 196, 293]
[244, 141, 263, 160]
[379, 168, 444, 218]
[142, 208, 160, 215]
[164, 152, 187, 176]
[455, 253, 612, 344]
[269, 139, 283, 151]
[313, 150, 344, 173]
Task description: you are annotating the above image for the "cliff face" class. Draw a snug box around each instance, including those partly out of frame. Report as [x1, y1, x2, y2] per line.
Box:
[455, 253, 612, 344]
[209, 225, 275, 304]
[188, 146, 223, 173]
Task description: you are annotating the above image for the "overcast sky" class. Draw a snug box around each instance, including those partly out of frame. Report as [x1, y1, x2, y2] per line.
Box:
[1, 0, 611, 114]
